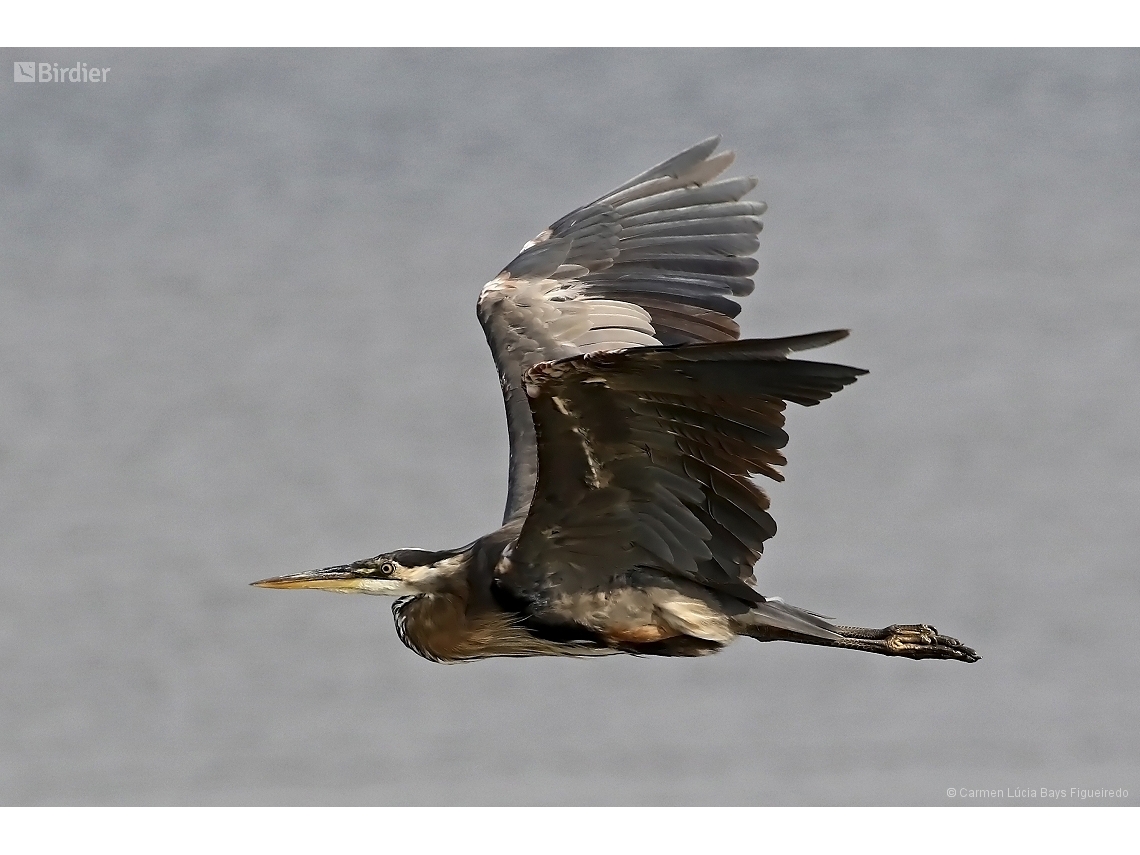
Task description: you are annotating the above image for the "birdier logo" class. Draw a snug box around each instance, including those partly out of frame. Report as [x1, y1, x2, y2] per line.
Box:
[13, 62, 110, 83]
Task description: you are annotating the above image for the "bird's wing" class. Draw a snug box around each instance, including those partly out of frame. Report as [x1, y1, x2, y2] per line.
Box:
[477, 136, 764, 524]
[495, 336, 867, 621]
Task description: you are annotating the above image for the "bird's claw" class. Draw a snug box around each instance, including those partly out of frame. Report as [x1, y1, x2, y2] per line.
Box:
[883, 624, 980, 663]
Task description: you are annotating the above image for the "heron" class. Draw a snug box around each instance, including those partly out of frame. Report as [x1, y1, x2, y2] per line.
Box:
[254, 137, 979, 665]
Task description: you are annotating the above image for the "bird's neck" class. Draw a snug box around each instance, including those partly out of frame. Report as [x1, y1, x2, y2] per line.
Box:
[403, 550, 471, 595]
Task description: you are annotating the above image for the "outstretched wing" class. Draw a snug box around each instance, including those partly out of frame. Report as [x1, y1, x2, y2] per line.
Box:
[477, 136, 765, 524]
[495, 336, 867, 625]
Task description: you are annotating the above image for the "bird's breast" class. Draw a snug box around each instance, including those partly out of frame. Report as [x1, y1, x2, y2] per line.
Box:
[393, 593, 595, 662]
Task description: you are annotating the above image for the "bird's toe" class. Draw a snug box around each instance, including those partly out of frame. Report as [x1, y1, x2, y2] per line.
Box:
[884, 624, 980, 663]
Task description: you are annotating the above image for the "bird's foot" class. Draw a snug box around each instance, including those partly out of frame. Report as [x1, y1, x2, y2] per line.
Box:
[832, 623, 979, 662]
[877, 623, 980, 663]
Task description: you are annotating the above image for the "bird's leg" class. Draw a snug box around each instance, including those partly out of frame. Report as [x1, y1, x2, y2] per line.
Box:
[747, 622, 980, 662]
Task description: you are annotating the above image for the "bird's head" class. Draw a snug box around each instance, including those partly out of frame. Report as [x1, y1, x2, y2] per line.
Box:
[252, 547, 467, 597]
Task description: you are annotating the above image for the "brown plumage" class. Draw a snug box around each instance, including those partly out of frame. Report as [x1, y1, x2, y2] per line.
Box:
[253, 137, 980, 665]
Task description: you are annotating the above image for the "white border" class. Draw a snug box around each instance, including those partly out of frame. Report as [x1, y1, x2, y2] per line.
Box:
[2, 806, 1137, 853]
[4, 1, 1140, 47]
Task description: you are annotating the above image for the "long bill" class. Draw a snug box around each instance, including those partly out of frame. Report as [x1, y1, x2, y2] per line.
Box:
[251, 565, 366, 593]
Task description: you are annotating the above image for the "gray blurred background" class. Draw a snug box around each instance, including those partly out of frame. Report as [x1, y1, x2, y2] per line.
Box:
[1, 49, 1137, 805]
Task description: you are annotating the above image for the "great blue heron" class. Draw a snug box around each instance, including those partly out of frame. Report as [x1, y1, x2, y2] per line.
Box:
[254, 137, 979, 665]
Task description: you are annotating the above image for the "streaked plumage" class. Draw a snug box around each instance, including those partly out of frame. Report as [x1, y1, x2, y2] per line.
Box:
[255, 137, 979, 665]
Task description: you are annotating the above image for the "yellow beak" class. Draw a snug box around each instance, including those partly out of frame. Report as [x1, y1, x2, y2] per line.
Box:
[251, 566, 366, 593]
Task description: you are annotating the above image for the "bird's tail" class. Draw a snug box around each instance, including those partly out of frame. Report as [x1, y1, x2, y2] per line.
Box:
[739, 598, 842, 641]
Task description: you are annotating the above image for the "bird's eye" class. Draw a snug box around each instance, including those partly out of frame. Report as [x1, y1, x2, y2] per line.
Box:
[380, 562, 396, 576]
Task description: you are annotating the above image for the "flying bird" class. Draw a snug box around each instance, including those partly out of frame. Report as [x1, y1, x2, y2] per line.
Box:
[254, 137, 979, 665]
